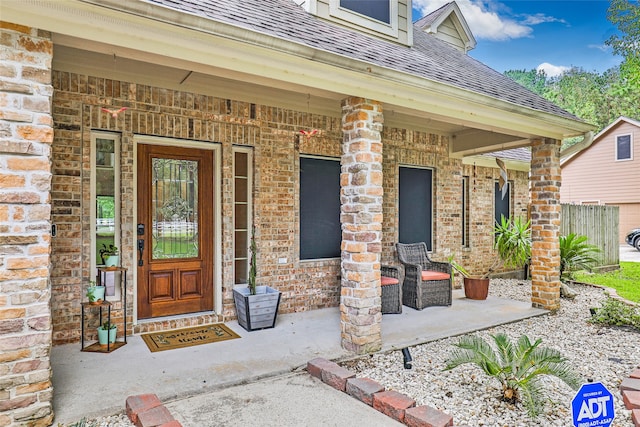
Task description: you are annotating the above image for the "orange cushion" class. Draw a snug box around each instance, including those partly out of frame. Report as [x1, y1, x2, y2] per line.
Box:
[421, 270, 450, 281]
[381, 276, 399, 286]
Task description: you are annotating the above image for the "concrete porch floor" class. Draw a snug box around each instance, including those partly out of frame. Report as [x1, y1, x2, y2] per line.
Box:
[51, 289, 548, 424]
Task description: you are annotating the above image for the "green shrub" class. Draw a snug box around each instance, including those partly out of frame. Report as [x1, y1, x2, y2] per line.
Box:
[444, 333, 582, 417]
[590, 297, 640, 331]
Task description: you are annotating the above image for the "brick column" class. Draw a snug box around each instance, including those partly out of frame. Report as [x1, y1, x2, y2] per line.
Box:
[0, 22, 54, 426]
[530, 138, 561, 310]
[340, 97, 383, 354]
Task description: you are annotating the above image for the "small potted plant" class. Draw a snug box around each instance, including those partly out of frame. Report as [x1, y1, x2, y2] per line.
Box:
[233, 228, 282, 331]
[97, 320, 117, 346]
[450, 215, 531, 300]
[86, 280, 105, 304]
[99, 243, 119, 267]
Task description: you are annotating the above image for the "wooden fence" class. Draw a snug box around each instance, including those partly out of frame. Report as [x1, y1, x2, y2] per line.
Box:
[560, 204, 619, 268]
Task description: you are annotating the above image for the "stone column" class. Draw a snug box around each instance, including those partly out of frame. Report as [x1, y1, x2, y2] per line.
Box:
[340, 97, 383, 354]
[0, 22, 54, 426]
[529, 138, 561, 310]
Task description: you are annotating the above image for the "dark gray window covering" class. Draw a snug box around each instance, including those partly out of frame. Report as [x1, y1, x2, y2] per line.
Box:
[494, 181, 511, 225]
[340, 0, 390, 23]
[300, 157, 341, 260]
[399, 167, 433, 250]
[617, 134, 631, 160]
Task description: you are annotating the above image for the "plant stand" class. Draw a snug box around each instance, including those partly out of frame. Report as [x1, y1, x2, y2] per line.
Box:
[233, 285, 281, 331]
[81, 266, 128, 353]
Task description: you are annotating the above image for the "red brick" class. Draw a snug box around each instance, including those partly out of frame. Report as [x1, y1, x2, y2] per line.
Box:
[346, 377, 384, 406]
[159, 421, 182, 427]
[621, 378, 640, 392]
[126, 394, 162, 424]
[630, 369, 640, 379]
[307, 357, 337, 380]
[136, 405, 174, 427]
[404, 405, 453, 427]
[372, 390, 415, 422]
[631, 408, 640, 427]
[624, 390, 640, 410]
[321, 363, 356, 392]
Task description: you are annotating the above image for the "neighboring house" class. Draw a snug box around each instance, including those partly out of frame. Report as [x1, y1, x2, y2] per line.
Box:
[1, 0, 594, 423]
[561, 116, 640, 243]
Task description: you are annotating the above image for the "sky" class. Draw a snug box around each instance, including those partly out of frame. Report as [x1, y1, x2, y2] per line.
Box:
[412, 0, 622, 77]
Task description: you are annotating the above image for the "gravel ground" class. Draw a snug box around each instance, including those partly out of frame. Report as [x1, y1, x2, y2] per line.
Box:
[59, 279, 639, 426]
[342, 279, 640, 426]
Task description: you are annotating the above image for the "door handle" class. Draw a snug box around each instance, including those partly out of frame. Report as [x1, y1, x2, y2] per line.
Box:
[137, 239, 144, 266]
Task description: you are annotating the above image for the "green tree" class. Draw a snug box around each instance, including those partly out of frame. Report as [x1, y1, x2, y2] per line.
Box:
[503, 69, 547, 97]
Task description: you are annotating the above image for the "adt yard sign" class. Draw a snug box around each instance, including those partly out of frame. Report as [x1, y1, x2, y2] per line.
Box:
[572, 382, 615, 427]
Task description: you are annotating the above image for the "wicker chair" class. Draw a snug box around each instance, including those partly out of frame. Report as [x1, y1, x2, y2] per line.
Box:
[380, 265, 402, 314]
[395, 242, 452, 310]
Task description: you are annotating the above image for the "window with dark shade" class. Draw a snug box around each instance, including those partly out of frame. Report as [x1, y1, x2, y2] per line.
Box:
[494, 181, 511, 226]
[300, 157, 341, 260]
[340, 0, 390, 23]
[462, 176, 470, 247]
[616, 134, 632, 161]
[399, 167, 433, 250]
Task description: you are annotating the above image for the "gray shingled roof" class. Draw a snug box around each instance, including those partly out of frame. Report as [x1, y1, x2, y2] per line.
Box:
[484, 147, 531, 162]
[414, 1, 453, 28]
[145, 0, 581, 122]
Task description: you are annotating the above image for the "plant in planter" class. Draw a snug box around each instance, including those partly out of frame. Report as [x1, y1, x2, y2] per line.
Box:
[100, 244, 119, 267]
[97, 320, 117, 346]
[86, 280, 106, 304]
[233, 229, 282, 331]
[449, 215, 531, 300]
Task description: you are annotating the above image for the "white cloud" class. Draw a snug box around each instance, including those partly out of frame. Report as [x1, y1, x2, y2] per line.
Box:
[588, 44, 610, 53]
[413, 0, 563, 41]
[537, 62, 570, 77]
[521, 13, 567, 26]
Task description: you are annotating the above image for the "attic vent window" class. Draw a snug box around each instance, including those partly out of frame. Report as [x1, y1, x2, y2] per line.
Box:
[340, 0, 390, 24]
[616, 134, 632, 161]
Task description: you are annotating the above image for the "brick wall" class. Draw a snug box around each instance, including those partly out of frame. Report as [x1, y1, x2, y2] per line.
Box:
[48, 70, 529, 344]
[0, 22, 54, 427]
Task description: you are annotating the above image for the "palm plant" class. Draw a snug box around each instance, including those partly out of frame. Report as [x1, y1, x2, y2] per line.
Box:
[559, 233, 601, 280]
[494, 215, 531, 270]
[444, 333, 582, 417]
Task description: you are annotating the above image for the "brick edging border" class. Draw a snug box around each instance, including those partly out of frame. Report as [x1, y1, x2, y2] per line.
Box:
[621, 366, 640, 427]
[307, 357, 459, 426]
[126, 394, 182, 427]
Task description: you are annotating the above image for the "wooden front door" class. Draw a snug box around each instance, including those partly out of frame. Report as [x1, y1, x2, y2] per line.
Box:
[137, 144, 214, 319]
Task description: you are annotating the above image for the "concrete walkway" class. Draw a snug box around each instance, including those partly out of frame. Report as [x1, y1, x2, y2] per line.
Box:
[51, 289, 547, 425]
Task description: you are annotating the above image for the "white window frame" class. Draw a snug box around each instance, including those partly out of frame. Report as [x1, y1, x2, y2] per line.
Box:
[329, 0, 398, 37]
[90, 131, 121, 302]
[233, 146, 254, 285]
[615, 133, 633, 161]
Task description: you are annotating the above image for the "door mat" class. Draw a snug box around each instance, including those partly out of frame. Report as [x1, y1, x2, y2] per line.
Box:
[141, 323, 240, 352]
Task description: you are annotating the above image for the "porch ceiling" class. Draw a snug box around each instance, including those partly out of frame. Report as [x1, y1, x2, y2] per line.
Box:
[53, 42, 528, 154]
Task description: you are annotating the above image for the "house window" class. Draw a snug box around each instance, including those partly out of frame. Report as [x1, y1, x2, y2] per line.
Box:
[462, 176, 470, 247]
[91, 131, 120, 300]
[494, 181, 511, 225]
[399, 166, 433, 250]
[300, 157, 341, 260]
[616, 134, 632, 161]
[234, 147, 253, 284]
[340, 0, 390, 23]
[329, 0, 398, 37]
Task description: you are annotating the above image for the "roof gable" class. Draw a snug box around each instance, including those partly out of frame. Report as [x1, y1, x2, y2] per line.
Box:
[561, 116, 640, 165]
[415, 1, 476, 53]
